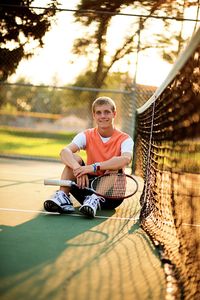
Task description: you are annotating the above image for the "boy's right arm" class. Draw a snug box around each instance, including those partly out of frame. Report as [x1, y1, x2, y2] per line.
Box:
[60, 143, 89, 188]
[60, 143, 81, 170]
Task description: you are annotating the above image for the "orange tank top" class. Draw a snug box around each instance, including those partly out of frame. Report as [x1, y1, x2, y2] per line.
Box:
[85, 128, 129, 175]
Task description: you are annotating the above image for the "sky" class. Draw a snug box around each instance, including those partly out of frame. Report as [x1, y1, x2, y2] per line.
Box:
[9, 0, 199, 88]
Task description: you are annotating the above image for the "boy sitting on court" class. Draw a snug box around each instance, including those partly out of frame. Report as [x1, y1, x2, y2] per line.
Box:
[44, 96, 133, 218]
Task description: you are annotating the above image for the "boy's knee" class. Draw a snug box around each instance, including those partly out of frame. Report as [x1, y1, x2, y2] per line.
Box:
[73, 154, 84, 165]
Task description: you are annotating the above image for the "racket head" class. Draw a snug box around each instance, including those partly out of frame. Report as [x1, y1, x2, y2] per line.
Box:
[91, 173, 138, 199]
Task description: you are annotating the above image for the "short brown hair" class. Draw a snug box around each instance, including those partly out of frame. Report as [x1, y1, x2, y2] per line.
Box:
[92, 96, 116, 113]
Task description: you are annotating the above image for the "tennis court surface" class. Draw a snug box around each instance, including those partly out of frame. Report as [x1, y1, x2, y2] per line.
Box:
[0, 157, 166, 300]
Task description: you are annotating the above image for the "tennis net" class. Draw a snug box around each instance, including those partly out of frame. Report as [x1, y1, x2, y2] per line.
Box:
[134, 27, 200, 299]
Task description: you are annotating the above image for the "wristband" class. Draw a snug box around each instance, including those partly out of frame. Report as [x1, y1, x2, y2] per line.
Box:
[92, 163, 97, 172]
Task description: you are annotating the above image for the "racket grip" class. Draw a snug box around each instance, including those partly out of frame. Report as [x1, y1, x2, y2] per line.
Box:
[44, 179, 73, 187]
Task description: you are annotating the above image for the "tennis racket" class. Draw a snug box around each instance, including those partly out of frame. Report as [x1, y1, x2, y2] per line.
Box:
[44, 173, 138, 199]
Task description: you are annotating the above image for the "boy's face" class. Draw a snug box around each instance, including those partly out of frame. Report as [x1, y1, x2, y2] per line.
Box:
[93, 104, 116, 129]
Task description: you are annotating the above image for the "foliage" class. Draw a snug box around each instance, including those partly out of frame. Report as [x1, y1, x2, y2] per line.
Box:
[73, 0, 199, 86]
[0, 71, 131, 113]
[0, 0, 59, 81]
[0, 78, 63, 111]
[70, 0, 198, 123]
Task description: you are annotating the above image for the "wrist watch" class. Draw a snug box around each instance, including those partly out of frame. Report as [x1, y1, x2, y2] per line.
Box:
[96, 162, 101, 171]
[92, 162, 101, 172]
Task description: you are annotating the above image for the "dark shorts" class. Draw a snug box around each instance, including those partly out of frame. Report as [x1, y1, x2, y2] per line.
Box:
[70, 174, 124, 210]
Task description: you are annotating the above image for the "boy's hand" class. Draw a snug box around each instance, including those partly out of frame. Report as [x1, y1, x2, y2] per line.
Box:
[73, 165, 93, 177]
[76, 174, 89, 188]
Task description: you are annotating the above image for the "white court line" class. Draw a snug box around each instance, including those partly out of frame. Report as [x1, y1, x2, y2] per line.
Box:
[0, 208, 199, 227]
[0, 207, 140, 221]
[182, 223, 200, 227]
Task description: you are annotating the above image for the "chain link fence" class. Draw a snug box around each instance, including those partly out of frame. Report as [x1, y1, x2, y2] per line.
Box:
[0, 82, 155, 138]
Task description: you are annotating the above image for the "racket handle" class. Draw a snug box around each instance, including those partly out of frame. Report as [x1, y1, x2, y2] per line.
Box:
[44, 179, 73, 187]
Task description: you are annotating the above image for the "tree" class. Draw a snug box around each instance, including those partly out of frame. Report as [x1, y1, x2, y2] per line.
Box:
[72, 0, 199, 102]
[0, 0, 59, 82]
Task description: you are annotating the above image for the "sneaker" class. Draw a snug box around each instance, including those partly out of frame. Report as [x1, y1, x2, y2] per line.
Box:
[44, 190, 75, 213]
[79, 193, 105, 218]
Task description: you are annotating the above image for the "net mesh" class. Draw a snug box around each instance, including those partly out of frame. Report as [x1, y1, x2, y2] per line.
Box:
[135, 29, 200, 299]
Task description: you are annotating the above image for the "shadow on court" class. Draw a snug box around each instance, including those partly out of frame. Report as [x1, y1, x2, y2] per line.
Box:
[0, 158, 166, 300]
[0, 213, 112, 277]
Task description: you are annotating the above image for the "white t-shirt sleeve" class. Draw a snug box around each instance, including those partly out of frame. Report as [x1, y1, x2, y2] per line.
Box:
[121, 137, 134, 154]
[71, 132, 86, 150]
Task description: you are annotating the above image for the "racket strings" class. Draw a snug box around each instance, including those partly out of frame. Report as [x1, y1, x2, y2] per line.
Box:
[92, 174, 136, 198]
